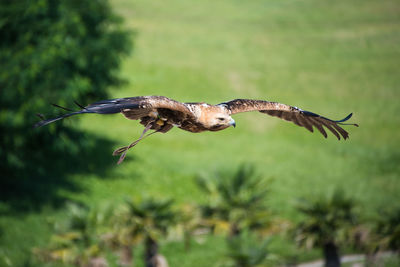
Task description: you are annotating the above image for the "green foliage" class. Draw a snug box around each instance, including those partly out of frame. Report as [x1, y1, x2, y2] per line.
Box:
[34, 198, 178, 267]
[123, 197, 177, 267]
[380, 255, 400, 267]
[375, 206, 400, 253]
[223, 231, 271, 267]
[104, 202, 142, 250]
[103, 196, 177, 256]
[197, 164, 271, 236]
[294, 188, 358, 249]
[0, 0, 131, 209]
[177, 204, 209, 251]
[34, 202, 107, 266]
[124, 196, 177, 241]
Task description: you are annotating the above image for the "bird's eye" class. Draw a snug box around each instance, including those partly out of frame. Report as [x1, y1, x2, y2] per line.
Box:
[217, 118, 225, 121]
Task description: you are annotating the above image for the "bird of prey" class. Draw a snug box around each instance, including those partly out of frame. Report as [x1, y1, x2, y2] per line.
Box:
[35, 96, 358, 164]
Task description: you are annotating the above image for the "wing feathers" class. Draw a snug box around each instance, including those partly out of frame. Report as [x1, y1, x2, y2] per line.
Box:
[309, 116, 340, 139]
[290, 113, 301, 127]
[281, 111, 292, 122]
[295, 113, 314, 133]
[33, 111, 89, 128]
[34, 96, 194, 127]
[308, 117, 328, 138]
[33, 98, 142, 127]
[331, 123, 349, 139]
[222, 99, 356, 140]
[85, 97, 143, 114]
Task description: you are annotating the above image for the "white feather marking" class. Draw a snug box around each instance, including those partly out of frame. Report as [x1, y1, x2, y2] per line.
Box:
[185, 104, 202, 119]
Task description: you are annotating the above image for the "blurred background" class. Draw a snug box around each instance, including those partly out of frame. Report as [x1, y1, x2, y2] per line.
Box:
[1, 0, 399, 266]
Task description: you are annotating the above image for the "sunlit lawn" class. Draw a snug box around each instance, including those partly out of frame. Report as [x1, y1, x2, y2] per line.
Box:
[1, 0, 399, 266]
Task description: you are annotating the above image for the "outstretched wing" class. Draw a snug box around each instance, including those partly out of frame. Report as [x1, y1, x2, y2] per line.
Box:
[220, 99, 358, 140]
[94, 96, 193, 120]
[34, 96, 193, 128]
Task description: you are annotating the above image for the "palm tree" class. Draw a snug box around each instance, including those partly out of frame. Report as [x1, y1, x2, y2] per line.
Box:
[177, 203, 210, 251]
[33, 202, 108, 267]
[196, 164, 271, 238]
[124, 196, 176, 267]
[102, 202, 142, 267]
[294, 188, 357, 267]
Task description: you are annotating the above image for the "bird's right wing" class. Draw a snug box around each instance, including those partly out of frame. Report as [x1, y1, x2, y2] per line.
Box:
[34, 96, 194, 128]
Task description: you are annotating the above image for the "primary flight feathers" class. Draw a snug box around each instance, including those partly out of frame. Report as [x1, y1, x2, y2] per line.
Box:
[35, 96, 358, 164]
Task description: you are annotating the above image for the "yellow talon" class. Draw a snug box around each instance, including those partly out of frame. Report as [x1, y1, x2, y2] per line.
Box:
[156, 119, 164, 126]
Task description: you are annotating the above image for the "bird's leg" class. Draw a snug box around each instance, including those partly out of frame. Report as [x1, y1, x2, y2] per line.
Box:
[113, 120, 157, 164]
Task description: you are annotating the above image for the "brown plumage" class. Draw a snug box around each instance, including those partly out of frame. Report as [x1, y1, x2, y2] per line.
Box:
[35, 96, 358, 164]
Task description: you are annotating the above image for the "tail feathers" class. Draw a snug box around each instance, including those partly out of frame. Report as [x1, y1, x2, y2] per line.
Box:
[33, 110, 89, 128]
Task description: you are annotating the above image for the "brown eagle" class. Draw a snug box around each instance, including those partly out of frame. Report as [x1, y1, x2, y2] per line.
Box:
[35, 96, 358, 164]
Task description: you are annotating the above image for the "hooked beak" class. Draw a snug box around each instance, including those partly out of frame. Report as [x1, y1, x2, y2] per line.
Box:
[229, 118, 236, 128]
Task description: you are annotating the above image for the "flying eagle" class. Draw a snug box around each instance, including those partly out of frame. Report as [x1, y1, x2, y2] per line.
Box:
[35, 96, 358, 164]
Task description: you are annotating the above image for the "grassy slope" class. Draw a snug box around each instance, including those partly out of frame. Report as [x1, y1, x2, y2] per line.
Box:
[1, 0, 399, 266]
[83, 0, 400, 216]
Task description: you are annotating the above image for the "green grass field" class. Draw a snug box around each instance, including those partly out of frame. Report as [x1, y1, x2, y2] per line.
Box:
[1, 0, 400, 266]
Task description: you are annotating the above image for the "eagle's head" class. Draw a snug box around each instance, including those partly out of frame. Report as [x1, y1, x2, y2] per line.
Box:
[209, 113, 236, 131]
[199, 104, 236, 131]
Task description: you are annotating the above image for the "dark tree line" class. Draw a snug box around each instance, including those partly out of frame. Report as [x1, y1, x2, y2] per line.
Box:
[0, 0, 131, 210]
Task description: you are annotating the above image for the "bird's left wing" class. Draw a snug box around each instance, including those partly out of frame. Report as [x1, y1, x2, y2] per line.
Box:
[119, 96, 193, 120]
[220, 99, 358, 140]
